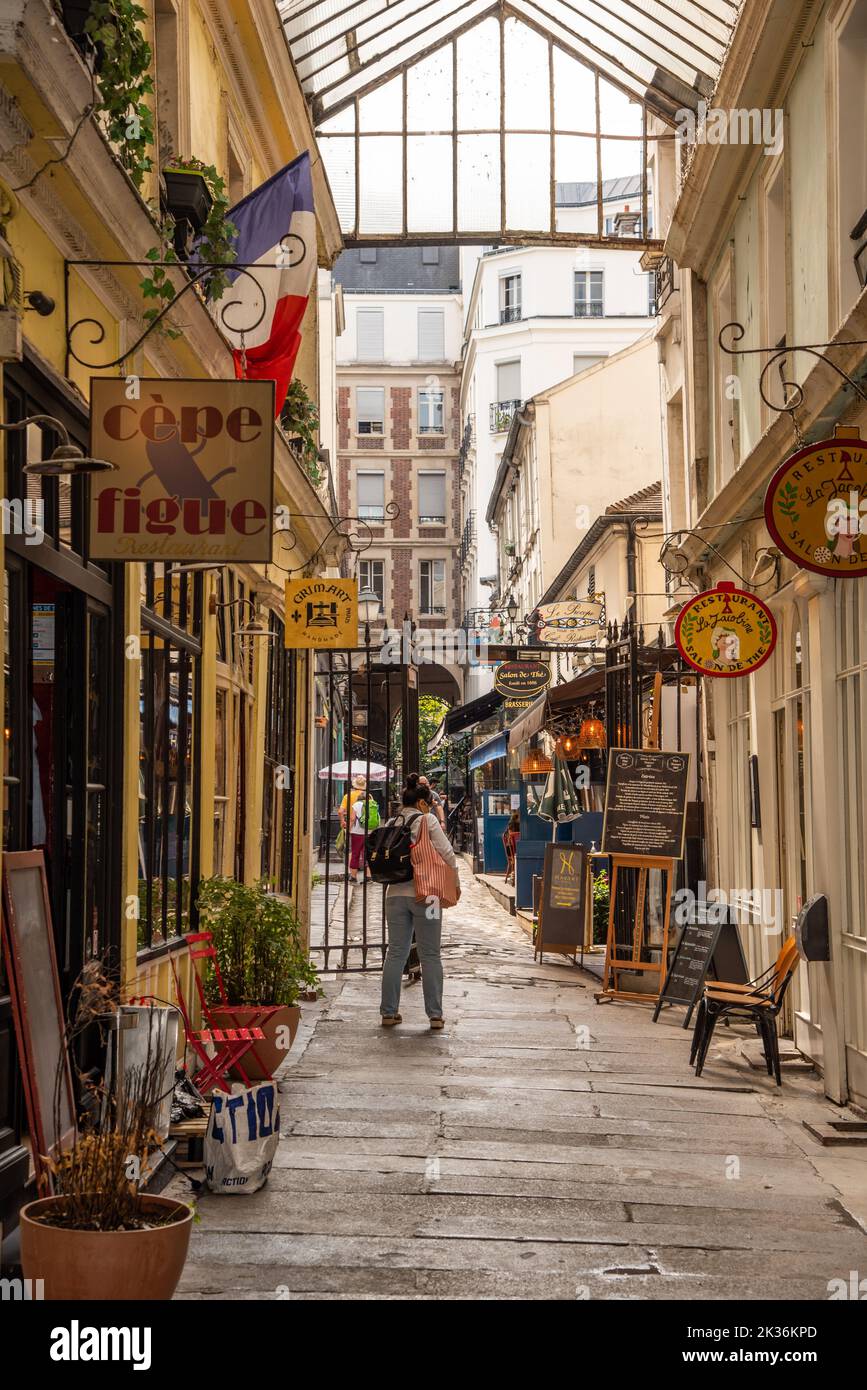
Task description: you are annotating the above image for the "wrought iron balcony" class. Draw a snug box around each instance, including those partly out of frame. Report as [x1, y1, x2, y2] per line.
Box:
[499, 305, 522, 324]
[489, 400, 522, 433]
[652, 256, 676, 314]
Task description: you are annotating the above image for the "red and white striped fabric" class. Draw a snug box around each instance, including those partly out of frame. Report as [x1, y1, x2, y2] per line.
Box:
[410, 815, 460, 910]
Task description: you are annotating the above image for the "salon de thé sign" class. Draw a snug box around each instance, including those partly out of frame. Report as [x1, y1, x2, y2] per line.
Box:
[89, 378, 275, 562]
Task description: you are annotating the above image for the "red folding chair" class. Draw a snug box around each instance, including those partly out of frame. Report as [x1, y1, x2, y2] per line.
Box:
[168, 933, 280, 1094]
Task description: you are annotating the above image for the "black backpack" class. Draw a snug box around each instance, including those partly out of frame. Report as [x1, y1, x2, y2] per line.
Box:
[366, 812, 421, 884]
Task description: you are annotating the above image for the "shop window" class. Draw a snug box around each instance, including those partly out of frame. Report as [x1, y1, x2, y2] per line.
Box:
[836, 582, 866, 942]
[138, 630, 196, 949]
[261, 614, 296, 894]
[213, 687, 228, 873]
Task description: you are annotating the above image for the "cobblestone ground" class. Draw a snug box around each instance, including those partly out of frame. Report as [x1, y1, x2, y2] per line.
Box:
[178, 863, 867, 1300]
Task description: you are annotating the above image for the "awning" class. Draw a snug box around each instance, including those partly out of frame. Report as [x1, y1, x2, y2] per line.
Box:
[508, 666, 606, 748]
[469, 730, 509, 770]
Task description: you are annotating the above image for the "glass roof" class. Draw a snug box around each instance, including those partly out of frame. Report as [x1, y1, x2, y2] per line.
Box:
[279, 0, 741, 124]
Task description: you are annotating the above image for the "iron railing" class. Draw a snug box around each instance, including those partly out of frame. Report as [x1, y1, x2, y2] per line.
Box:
[489, 399, 522, 433]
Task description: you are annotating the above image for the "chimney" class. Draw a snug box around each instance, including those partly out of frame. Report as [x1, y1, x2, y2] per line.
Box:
[613, 203, 641, 236]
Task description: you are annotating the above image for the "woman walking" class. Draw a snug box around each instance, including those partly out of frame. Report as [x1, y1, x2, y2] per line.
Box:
[381, 773, 458, 1030]
[340, 773, 368, 883]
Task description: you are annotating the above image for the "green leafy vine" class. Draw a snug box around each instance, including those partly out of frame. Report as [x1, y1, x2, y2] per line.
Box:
[281, 378, 322, 485]
[140, 162, 237, 335]
[85, 0, 155, 189]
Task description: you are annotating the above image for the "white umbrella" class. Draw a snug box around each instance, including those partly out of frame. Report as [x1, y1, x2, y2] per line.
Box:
[317, 760, 388, 781]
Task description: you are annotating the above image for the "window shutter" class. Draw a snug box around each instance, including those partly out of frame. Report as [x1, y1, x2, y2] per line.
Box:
[418, 310, 445, 360]
[356, 388, 384, 427]
[418, 473, 446, 521]
[357, 472, 384, 508]
[496, 360, 521, 401]
[357, 309, 384, 360]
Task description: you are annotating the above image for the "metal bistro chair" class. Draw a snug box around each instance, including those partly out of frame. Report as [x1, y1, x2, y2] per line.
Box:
[168, 933, 277, 1094]
[690, 936, 801, 1086]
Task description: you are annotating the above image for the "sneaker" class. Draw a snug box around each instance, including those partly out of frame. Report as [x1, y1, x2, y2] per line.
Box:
[429, 1017, 445, 1031]
[381, 1013, 402, 1027]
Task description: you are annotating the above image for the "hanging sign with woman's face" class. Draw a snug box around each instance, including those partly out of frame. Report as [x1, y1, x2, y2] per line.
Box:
[675, 583, 777, 678]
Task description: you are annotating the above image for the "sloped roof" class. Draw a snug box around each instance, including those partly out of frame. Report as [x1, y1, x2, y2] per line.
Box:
[279, 1, 741, 124]
[605, 480, 662, 513]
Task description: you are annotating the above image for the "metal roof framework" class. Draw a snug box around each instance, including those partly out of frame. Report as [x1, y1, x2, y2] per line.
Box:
[279, 0, 741, 245]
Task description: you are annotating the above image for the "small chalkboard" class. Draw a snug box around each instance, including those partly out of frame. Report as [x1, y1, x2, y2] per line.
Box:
[602, 749, 690, 860]
[535, 842, 587, 959]
[652, 903, 750, 1027]
[2, 850, 76, 1182]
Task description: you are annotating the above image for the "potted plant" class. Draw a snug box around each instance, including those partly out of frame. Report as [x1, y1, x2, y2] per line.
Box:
[280, 378, 323, 484]
[20, 967, 194, 1300]
[162, 165, 213, 234]
[196, 877, 320, 1080]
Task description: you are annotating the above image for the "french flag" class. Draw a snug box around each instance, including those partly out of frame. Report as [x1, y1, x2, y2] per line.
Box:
[214, 152, 316, 415]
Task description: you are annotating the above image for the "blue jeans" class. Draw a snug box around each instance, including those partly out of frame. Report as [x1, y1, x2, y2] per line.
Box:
[381, 894, 443, 1019]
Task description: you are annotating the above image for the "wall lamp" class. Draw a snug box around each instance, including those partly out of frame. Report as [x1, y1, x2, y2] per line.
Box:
[0, 413, 115, 476]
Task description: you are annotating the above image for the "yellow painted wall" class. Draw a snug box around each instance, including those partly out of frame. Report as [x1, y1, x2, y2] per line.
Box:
[1, 0, 338, 1033]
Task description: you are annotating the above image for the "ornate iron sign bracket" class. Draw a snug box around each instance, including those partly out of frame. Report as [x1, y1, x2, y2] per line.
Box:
[64, 237, 306, 374]
[273, 504, 401, 576]
[718, 320, 867, 431]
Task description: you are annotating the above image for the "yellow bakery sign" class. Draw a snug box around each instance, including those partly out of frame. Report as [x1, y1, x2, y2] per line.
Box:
[675, 583, 777, 678]
[285, 578, 357, 649]
[764, 425, 867, 579]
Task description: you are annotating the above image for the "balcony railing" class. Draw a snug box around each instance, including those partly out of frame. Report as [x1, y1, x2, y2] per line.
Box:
[652, 256, 677, 314]
[489, 400, 522, 433]
[499, 305, 522, 324]
[459, 510, 476, 568]
[574, 302, 604, 318]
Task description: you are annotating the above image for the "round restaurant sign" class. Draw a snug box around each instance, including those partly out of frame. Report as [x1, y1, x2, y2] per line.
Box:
[764, 426, 867, 578]
[675, 582, 777, 678]
[494, 659, 551, 700]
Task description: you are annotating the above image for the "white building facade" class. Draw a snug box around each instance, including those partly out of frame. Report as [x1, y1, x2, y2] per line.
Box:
[459, 180, 657, 698]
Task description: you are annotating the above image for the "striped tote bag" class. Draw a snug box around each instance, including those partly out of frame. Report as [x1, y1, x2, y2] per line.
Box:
[410, 814, 461, 909]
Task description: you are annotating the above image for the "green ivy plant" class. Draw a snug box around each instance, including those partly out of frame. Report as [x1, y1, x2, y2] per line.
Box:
[140, 162, 237, 334]
[196, 876, 321, 1007]
[280, 378, 322, 485]
[85, 0, 155, 189]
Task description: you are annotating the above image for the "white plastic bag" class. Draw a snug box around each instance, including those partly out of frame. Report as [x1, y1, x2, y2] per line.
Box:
[203, 1081, 280, 1194]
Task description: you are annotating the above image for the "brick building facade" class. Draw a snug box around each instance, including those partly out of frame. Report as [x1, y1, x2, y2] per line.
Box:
[333, 249, 464, 645]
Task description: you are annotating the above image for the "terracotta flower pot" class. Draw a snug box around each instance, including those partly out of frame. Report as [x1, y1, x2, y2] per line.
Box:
[20, 1194, 193, 1301]
[209, 1003, 301, 1081]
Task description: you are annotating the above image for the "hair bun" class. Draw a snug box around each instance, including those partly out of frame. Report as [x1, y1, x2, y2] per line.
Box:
[404, 773, 420, 789]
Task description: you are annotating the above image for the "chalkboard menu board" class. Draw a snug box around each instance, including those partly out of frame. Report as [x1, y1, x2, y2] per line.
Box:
[652, 903, 750, 1026]
[602, 749, 690, 860]
[536, 842, 587, 958]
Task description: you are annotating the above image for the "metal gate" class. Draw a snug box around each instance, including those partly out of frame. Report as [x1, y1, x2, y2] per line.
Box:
[310, 639, 418, 971]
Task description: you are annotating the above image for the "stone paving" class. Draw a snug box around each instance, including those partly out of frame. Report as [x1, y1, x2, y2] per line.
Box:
[177, 862, 867, 1300]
